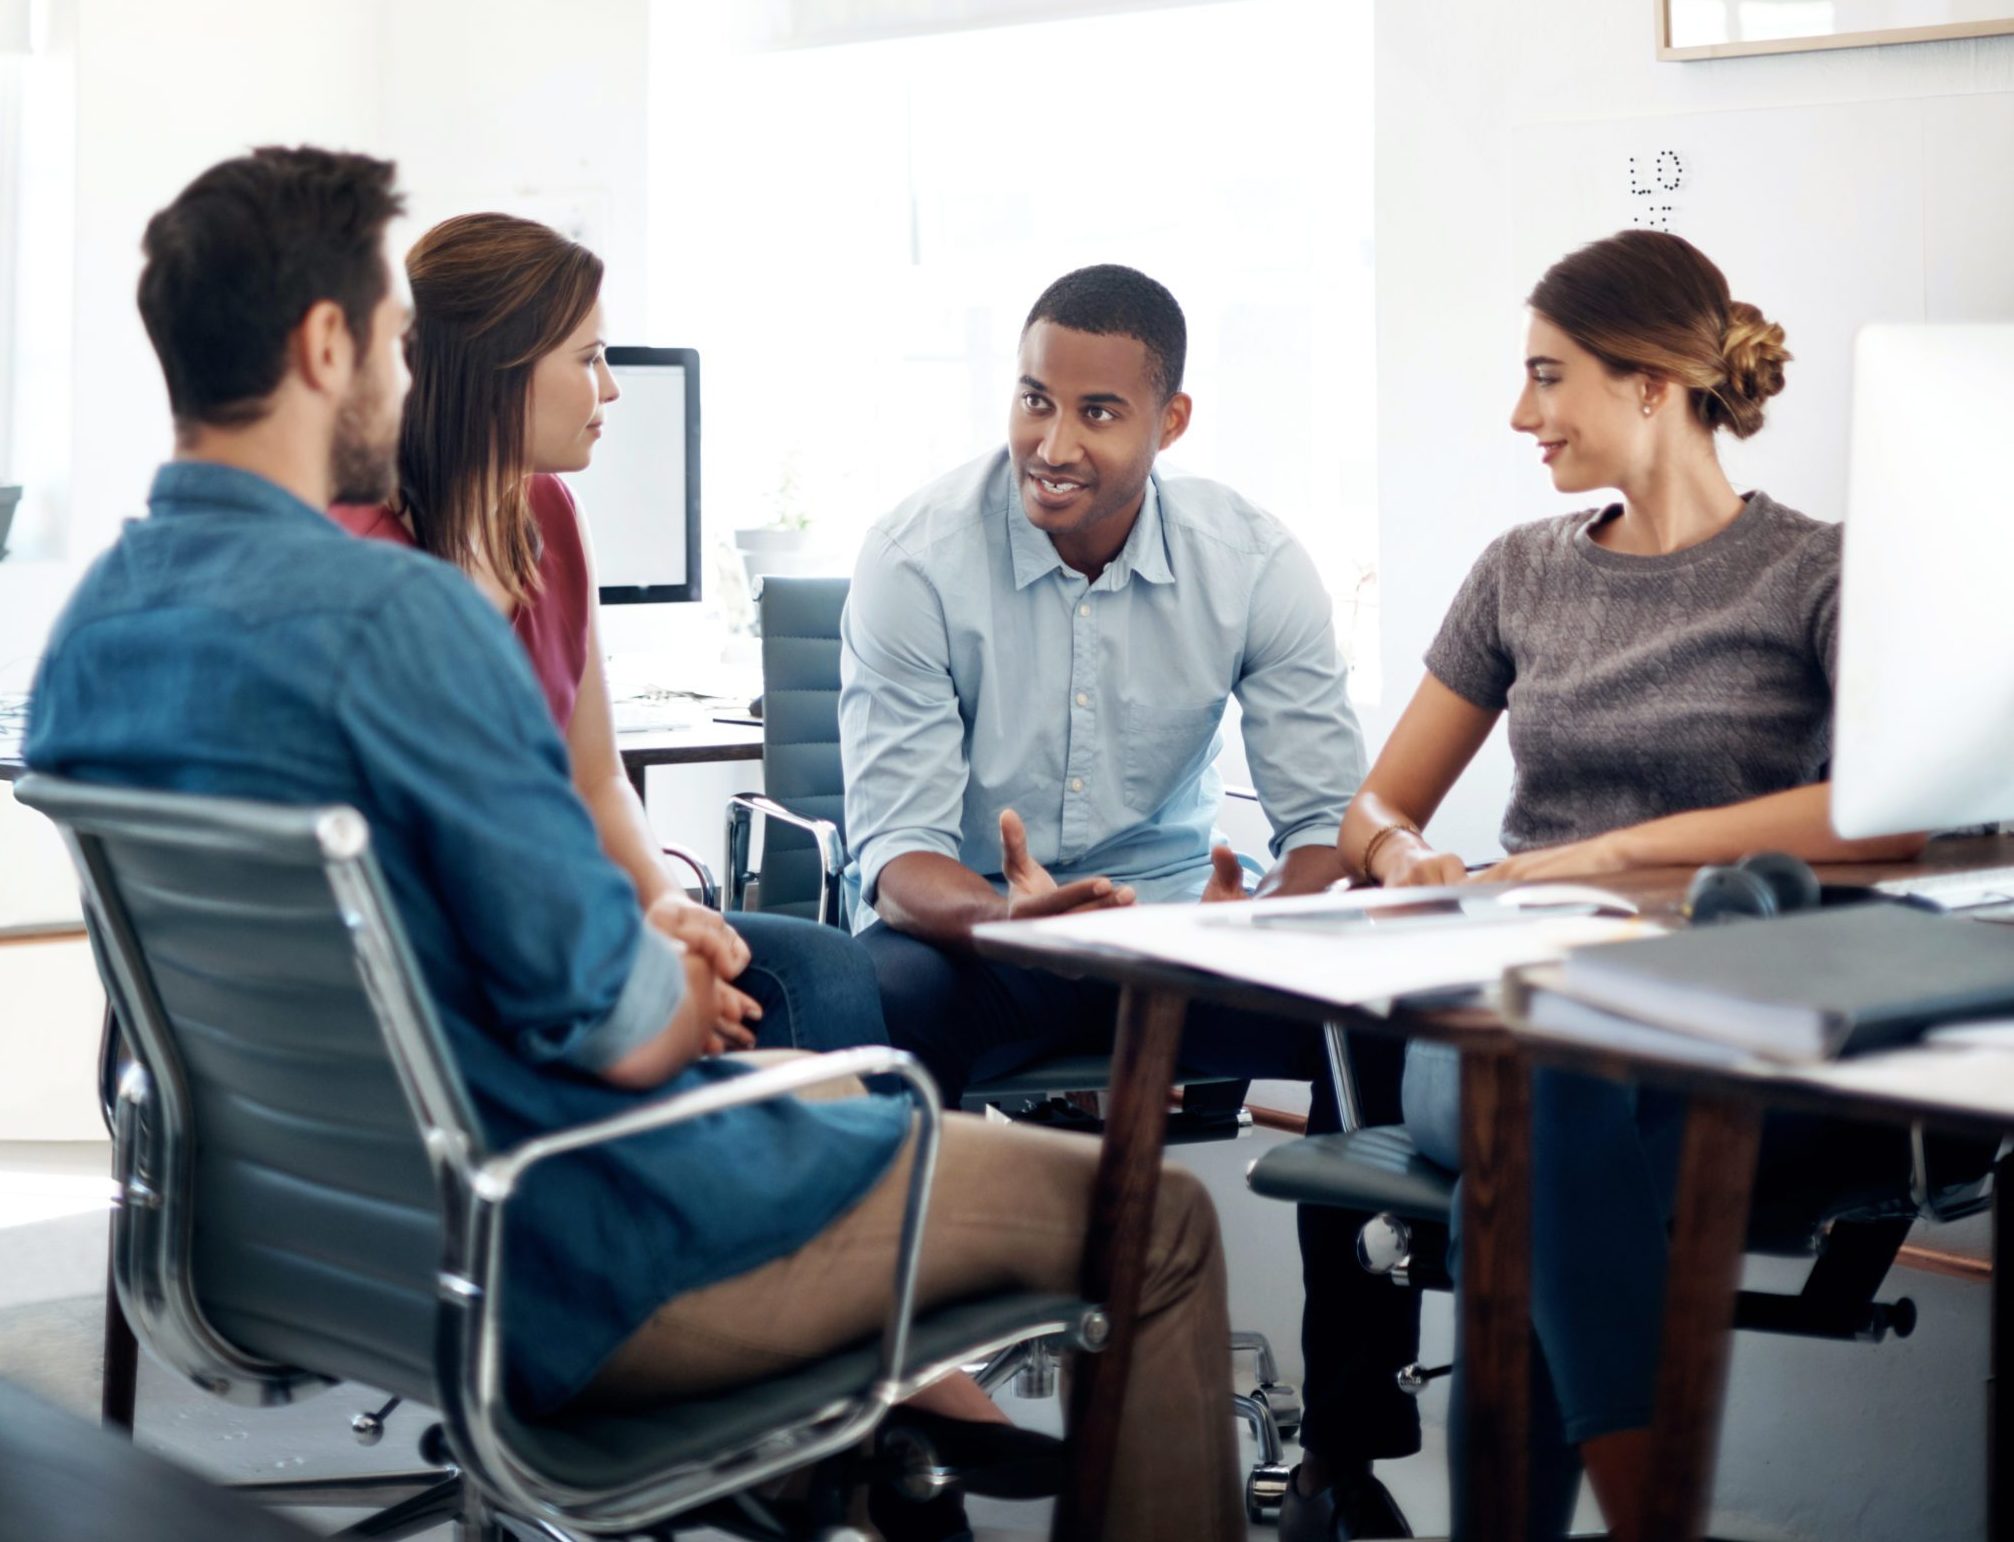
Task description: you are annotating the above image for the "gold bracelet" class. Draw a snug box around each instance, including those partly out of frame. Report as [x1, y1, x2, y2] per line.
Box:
[1360, 819, 1423, 883]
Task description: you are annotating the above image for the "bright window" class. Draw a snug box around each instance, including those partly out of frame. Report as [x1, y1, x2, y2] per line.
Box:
[646, 0, 1379, 691]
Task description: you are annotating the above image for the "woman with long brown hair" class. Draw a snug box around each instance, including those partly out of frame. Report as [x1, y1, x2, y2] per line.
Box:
[333, 215, 1052, 1540]
[1340, 230, 1923, 1539]
[334, 214, 886, 1060]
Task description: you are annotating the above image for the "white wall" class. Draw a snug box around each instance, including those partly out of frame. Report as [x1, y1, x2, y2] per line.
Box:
[376, 0, 650, 339]
[0, 0, 659, 1141]
[0, 0, 652, 661]
[64, 0, 384, 563]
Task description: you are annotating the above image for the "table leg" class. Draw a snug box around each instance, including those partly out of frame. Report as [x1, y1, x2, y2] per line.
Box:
[1051, 984, 1188, 1542]
[1459, 1045, 1532, 1542]
[1992, 1148, 2011, 1541]
[1638, 1093, 1762, 1542]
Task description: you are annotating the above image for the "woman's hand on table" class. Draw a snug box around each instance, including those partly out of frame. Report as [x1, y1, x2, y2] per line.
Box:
[1381, 845, 1471, 887]
[1471, 832, 1630, 885]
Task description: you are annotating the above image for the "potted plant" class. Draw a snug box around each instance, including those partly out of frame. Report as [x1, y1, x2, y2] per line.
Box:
[733, 453, 822, 592]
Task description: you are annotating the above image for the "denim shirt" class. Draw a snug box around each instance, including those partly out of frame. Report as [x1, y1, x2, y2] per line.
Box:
[840, 449, 1366, 925]
[26, 462, 909, 1412]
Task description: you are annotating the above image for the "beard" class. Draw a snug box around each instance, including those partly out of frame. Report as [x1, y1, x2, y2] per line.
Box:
[329, 371, 400, 505]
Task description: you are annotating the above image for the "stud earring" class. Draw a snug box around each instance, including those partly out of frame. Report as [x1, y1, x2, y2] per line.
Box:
[1642, 403, 1653, 416]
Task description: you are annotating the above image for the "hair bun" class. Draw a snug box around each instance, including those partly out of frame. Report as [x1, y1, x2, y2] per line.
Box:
[1711, 302, 1791, 437]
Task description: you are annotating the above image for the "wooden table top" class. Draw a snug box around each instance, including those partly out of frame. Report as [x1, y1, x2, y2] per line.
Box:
[975, 835, 2014, 1132]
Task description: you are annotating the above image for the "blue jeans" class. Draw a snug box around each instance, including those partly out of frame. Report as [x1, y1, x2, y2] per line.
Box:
[730, 911, 891, 1053]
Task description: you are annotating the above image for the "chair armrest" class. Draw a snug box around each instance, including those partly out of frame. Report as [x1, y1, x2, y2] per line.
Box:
[456, 1047, 942, 1476]
[658, 842, 720, 911]
[723, 792, 846, 925]
[1908, 1120, 1999, 1223]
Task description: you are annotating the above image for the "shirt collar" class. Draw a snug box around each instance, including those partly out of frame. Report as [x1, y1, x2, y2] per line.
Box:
[1003, 469, 1176, 591]
[147, 460, 342, 533]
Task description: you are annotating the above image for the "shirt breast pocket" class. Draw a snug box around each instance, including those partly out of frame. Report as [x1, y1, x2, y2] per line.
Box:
[1120, 699, 1226, 816]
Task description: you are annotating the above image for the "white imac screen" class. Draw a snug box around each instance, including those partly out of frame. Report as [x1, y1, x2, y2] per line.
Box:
[565, 363, 689, 592]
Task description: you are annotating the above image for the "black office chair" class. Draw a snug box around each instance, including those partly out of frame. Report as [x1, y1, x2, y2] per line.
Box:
[19, 771, 1104, 1541]
[722, 574, 1303, 1521]
[1247, 1034, 1998, 1430]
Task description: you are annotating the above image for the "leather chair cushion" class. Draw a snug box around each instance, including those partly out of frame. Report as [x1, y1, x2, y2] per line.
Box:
[1246, 1126, 1457, 1221]
[504, 1291, 1095, 1491]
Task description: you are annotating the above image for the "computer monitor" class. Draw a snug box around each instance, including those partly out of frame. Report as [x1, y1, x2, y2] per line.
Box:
[1831, 324, 2014, 838]
[564, 346, 701, 604]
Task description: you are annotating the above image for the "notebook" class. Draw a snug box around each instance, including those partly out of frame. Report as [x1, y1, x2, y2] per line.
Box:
[1554, 904, 2014, 1062]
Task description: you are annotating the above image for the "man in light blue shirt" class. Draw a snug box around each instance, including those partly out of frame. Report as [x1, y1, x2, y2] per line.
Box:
[842, 266, 1419, 1536]
[841, 263, 1365, 1079]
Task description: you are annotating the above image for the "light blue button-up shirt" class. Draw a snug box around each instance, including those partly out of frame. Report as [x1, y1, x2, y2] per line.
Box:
[840, 448, 1366, 926]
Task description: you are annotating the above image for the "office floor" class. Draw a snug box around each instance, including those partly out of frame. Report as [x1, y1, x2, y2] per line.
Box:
[3, 1131, 1992, 1540]
[0, 1133, 1479, 1541]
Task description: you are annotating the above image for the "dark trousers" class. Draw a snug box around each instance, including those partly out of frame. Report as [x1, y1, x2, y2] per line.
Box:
[858, 920, 1422, 1465]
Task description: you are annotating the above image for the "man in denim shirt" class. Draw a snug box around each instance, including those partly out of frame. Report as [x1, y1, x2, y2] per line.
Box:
[842, 267, 1418, 1537]
[25, 150, 1242, 1539]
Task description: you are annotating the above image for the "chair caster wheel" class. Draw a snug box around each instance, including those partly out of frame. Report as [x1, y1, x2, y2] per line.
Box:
[418, 1422, 456, 1470]
[1253, 1382, 1303, 1438]
[1247, 1461, 1292, 1523]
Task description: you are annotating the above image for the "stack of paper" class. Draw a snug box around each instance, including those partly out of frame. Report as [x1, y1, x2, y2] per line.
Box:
[1015, 890, 1654, 1011]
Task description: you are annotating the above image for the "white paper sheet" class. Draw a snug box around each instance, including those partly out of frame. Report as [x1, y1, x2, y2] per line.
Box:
[1003, 898, 1655, 1011]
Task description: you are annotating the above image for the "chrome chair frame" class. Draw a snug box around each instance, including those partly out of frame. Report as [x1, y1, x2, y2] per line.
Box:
[26, 775, 1104, 1539]
[1256, 1020, 1999, 1398]
[724, 793, 845, 924]
[660, 840, 721, 911]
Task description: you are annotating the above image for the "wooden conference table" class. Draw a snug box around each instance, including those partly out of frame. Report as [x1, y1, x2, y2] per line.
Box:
[975, 837, 2014, 1542]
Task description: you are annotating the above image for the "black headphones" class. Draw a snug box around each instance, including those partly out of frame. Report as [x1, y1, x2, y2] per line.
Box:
[1682, 851, 1824, 925]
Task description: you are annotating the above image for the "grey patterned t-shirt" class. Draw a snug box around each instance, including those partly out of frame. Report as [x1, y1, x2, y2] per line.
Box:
[1425, 491, 1840, 854]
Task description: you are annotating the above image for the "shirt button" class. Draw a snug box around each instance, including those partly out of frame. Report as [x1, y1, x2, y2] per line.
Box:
[1071, 777, 1085, 793]
[1075, 692, 1089, 707]
[1078, 603, 1091, 617]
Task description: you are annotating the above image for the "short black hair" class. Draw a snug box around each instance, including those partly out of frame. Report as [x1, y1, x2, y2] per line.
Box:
[1023, 263, 1187, 401]
[137, 146, 404, 432]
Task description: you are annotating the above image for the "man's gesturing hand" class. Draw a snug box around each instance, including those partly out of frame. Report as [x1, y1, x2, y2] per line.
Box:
[999, 808, 1135, 920]
[1200, 844, 1249, 904]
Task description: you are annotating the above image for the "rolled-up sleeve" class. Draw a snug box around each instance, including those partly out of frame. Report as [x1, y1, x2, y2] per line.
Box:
[335, 567, 683, 1070]
[1235, 536, 1367, 856]
[839, 529, 970, 910]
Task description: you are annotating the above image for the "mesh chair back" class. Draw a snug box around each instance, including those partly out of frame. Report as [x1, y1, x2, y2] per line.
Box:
[15, 775, 473, 1406]
[755, 577, 850, 919]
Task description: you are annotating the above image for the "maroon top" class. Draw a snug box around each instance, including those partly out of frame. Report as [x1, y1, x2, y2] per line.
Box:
[331, 473, 592, 730]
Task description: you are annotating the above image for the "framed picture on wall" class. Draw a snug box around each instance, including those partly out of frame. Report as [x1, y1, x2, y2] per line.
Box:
[1658, 0, 2014, 60]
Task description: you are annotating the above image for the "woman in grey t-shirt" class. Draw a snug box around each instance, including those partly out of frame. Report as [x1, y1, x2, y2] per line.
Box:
[1337, 231, 1925, 1536]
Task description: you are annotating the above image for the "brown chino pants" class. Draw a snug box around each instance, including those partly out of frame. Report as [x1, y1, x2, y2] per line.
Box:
[584, 1058, 1241, 1541]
